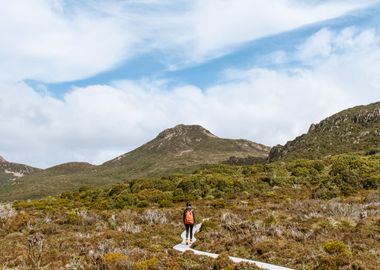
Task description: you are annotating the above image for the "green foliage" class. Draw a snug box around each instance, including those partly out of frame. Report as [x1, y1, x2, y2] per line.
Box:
[313, 179, 341, 200]
[323, 240, 350, 255]
[12, 152, 380, 212]
[212, 200, 226, 209]
[0, 124, 270, 202]
[137, 200, 149, 208]
[135, 257, 160, 270]
[3, 154, 380, 270]
[200, 220, 218, 232]
[159, 199, 173, 208]
[103, 252, 128, 262]
[365, 148, 380, 155]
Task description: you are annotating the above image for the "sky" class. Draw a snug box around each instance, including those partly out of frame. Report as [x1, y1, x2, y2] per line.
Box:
[1, 0, 380, 168]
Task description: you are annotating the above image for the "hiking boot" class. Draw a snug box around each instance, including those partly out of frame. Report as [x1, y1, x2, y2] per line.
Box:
[186, 239, 189, 245]
[189, 239, 193, 245]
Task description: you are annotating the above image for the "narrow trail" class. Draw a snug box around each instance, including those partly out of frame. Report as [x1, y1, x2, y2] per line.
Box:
[173, 223, 294, 270]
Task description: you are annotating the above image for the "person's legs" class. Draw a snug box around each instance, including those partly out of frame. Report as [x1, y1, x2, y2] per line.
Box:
[189, 224, 194, 242]
[185, 224, 190, 244]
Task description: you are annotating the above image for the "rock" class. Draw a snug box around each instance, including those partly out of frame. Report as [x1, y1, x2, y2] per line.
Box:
[308, 124, 316, 132]
[268, 144, 285, 161]
[0, 155, 7, 163]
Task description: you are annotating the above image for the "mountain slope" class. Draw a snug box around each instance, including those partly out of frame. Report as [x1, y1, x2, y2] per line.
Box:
[269, 101, 380, 161]
[0, 162, 103, 200]
[101, 124, 270, 178]
[0, 125, 269, 201]
[0, 156, 41, 195]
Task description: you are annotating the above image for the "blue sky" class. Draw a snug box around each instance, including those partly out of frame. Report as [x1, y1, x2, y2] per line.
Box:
[27, 1, 380, 95]
[1, 0, 380, 167]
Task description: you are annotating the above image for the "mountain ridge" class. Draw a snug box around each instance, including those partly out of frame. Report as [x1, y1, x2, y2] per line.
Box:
[269, 101, 380, 161]
[0, 124, 269, 201]
[2, 98, 380, 202]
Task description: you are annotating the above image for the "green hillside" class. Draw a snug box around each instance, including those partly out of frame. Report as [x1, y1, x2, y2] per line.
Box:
[0, 162, 104, 201]
[0, 156, 40, 195]
[0, 125, 269, 201]
[269, 101, 380, 161]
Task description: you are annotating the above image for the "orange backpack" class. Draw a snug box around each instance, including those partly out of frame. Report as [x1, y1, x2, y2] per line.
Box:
[184, 210, 194, 224]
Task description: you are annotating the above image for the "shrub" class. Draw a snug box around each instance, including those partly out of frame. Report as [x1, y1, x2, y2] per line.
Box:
[291, 167, 310, 177]
[140, 210, 167, 225]
[137, 189, 170, 204]
[212, 253, 234, 270]
[172, 194, 186, 202]
[315, 255, 351, 270]
[313, 180, 340, 199]
[200, 219, 218, 232]
[212, 200, 225, 209]
[135, 257, 159, 270]
[362, 175, 380, 189]
[221, 212, 242, 227]
[103, 252, 128, 263]
[365, 148, 380, 155]
[177, 179, 195, 193]
[253, 241, 276, 256]
[264, 214, 277, 226]
[313, 160, 325, 172]
[205, 195, 215, 200]
[114, 192, 138, 209]
[159, 199, 173, 208]
[137, 200, 149, 208]
[323, 240, 350, 255]
[27, 233, 45, 269]
[0, 203, 16, 220]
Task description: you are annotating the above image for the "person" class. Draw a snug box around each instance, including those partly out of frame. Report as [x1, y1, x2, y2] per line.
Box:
[183, 202, 196, 245]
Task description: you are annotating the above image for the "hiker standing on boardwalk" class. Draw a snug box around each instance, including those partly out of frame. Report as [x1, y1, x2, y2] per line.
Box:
[183, 202, 196, 245]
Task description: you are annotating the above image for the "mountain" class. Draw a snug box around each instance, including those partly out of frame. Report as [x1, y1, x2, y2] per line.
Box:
[0, 125, 269, 201]
[0, 155, 41, 195]
[101, 124, 270, 178]
[269, 101, 380, 161]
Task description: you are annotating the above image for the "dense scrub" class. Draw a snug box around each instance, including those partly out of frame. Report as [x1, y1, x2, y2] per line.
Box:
[14, 153, 379, 211]
[1, 153, 379, 269]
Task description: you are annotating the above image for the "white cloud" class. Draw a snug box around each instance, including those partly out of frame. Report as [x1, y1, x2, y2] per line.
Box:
[0, 0, 375, 83]
[1, 27, 380, 168]
[0, 0, 134, 83]
[186, 0, 375, 61]
[298, 27, 379, 61]
[1, 1, 380, 168]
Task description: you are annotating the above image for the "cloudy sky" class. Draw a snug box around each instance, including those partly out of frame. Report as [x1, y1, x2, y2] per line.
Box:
[1, 0, 380, 168]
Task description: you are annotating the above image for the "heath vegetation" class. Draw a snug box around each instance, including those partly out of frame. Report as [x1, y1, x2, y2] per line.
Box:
[0, 152, 379, 269]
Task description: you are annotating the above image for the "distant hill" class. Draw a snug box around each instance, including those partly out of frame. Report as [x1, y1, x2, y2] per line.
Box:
[0, 156, 41, 196]
[0, 125, 269, 201]
[0, 162, 104, 201]
[269, 102, 380, 161]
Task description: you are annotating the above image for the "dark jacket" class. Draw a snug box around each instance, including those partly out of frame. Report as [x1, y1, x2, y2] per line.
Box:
[183, 206, 196, 224]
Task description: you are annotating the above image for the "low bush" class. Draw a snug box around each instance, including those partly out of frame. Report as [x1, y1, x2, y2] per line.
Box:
[200, 219, 218, 232]
[135, 257, 160, 270]
[323, 240, 350, 255]
[103, 252, 128, 263]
